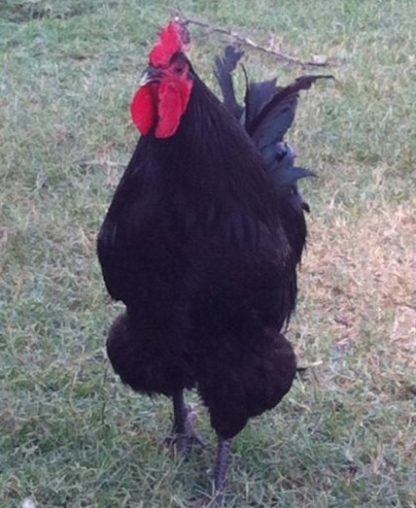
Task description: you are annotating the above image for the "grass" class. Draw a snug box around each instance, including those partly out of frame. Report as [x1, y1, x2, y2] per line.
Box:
[1, 0, 415, 506]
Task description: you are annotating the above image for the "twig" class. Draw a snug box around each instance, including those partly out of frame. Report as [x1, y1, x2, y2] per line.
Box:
[174, 14, 332, 68]
[80, 159, 124, 168]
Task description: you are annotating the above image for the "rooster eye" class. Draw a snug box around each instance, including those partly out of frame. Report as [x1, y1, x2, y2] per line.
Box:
[173, 65, 185, 74]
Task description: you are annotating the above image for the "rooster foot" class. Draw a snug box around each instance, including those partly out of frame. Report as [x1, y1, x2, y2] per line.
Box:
[164, 398, 205, 457]
[163, 430, 205, 457]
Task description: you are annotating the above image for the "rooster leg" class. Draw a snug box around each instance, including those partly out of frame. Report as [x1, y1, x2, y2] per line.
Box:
[164, 390, 205, 456]
[213, 437, 232, 502]
[172, 389, 188, 435]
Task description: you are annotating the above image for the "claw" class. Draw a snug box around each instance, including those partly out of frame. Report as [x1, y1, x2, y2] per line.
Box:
[163, 425, 205, 457]
[164, 391, 205, 457]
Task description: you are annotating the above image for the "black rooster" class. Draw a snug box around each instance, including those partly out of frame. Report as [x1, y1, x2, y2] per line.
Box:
[97, 21, 328, 498]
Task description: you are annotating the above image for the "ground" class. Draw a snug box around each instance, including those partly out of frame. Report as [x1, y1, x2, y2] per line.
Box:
[0, 0, 415, 506]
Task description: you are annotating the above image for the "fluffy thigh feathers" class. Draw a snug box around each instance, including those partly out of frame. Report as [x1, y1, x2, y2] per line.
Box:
[107, 312, 296, 438]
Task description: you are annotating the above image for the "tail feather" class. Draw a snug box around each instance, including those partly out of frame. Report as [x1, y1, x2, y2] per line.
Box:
[214, 45, 244, 119]
[214, 46, 333, 214]
[244, 78, 279, 130]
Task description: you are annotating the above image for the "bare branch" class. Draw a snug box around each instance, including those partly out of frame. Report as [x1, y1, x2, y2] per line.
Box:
[173, 14, 333, 68]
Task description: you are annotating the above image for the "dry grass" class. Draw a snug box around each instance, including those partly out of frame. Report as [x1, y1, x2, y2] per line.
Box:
[305, 199, 416, 368]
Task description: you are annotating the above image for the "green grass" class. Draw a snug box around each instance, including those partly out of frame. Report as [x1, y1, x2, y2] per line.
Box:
[1, 0, 415, 506]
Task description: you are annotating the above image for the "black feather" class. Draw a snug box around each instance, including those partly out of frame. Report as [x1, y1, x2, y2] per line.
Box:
[214, 48, 332, 218]
[248, 75, 333, 165]
[214, 45, 244, 119]
[244, 78, 279, 132]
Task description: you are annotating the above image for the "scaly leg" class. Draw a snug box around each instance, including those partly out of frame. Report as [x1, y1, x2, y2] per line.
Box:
[164, 390, 205, 456]
[213, 438, 232, 503]
[172, 389, 188, 435]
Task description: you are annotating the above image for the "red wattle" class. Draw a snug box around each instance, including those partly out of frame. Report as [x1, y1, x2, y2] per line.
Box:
[155, 79, 192, 139]
[130, 84, 158, 135]
[130, 79, 193, 139]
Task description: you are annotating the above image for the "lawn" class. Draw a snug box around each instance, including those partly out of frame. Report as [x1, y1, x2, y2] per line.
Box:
[0, 0, 415, 506]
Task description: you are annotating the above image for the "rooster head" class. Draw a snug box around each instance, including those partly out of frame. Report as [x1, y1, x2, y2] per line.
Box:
[130, 21, 193, 139]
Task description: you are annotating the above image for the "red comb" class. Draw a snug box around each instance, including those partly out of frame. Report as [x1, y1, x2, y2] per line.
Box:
[149, 21, 188, 67]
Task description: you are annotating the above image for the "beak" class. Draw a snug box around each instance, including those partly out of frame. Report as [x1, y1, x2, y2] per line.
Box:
[140, 66, 164, 86]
